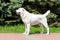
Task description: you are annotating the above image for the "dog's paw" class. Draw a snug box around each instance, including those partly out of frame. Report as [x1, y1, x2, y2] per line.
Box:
[46, 33, 50, 35]
[25, 33, 29, 35]
[22, 33, 26, 35]
[22, 33, 29, 35]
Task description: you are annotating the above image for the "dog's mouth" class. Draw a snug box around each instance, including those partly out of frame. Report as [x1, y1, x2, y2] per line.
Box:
[18, 12, 21, 14]
[16, 12, 20, 15]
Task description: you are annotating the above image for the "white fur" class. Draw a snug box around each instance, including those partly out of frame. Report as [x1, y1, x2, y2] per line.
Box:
[16, 8, 50, 35]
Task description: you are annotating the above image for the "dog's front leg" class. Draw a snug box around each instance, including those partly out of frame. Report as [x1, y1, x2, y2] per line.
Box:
[23, 24, 27, 35]
[25, 23, 30, 35]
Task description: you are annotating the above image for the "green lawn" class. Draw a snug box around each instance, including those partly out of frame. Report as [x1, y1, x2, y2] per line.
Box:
[0, 24, 60, 34]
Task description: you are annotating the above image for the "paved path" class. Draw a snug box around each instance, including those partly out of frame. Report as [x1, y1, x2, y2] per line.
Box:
[0, 33, 27, 40]
[0, 33, 60, 40]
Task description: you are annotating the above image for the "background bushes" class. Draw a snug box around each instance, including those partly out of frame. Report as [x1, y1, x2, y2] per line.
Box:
[0, 0, 60, 27]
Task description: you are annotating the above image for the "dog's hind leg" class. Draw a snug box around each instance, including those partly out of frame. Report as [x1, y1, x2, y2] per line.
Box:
[42, 22, 49, 35]
[39, 24, 44, 34]
[40, 18, 49, 35]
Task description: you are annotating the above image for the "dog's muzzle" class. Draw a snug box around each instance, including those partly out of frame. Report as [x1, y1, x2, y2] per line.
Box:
[16, 12, 20, 15]
[16, 10, 20, 15]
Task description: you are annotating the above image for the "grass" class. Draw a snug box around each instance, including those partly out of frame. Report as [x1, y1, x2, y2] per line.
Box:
[0, 24, 60, 34]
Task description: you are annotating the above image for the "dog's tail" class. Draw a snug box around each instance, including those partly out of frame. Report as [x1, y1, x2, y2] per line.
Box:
[43, 10, 50, 16]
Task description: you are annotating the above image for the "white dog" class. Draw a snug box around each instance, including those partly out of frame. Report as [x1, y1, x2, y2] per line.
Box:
[16, 8, 50, 35]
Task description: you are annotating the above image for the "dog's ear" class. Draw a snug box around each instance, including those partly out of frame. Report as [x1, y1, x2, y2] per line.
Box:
[22, 8, 25, 11]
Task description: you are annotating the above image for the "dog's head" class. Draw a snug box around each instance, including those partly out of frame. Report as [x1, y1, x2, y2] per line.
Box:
[16, 8, 25, 15]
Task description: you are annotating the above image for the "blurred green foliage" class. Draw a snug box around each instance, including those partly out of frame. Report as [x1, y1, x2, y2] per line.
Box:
[0, 0, 60, 27]
[0, 0, 24, 18]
